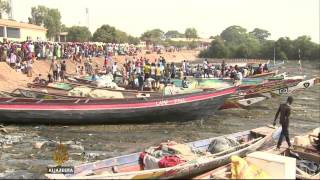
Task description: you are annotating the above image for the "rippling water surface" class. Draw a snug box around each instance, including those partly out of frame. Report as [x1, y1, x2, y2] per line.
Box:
[0, 60, 319, 178]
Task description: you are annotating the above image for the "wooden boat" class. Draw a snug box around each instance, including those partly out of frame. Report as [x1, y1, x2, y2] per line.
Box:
[267, 60, 285, 69]
[193, 145, 288, 179]
[45, 126, 274, 179]
[0, 91, 13, 98]
[220, 78, 316, 110]
[194, 128, 320, 179]
[238, 79, 302, 96]
[219, 95, 268, 110]
[9, 88, 85, 99]
[0, 86, 236, 124]
[271, 78, 319, 96]
[27, 82, 161, 99]
[193, 73, 301, 88]
[247, 70, 278, 78]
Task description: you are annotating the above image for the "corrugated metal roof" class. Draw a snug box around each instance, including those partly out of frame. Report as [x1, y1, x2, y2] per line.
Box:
[0, 19, 47, 31]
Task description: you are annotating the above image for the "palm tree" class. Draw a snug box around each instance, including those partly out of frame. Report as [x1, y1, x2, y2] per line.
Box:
[0, 0, 11, 19]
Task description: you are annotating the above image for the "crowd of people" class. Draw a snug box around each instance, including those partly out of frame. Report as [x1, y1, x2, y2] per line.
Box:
[1, 39, 271, 92]
[0, 40, 141, 76]
[104, 58, 271, 91]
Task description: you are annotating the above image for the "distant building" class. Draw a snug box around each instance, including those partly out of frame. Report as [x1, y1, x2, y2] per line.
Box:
[57, 32, 68, 42]
[169, 37, 212, 43]
[169, 38, 212, 49]
[0, 19, 47, 42]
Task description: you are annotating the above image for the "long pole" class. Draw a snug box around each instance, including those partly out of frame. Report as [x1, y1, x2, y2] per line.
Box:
[298, 48, 302, 71]
[86, 8, 89, 30]
[273, 47, 276, 65]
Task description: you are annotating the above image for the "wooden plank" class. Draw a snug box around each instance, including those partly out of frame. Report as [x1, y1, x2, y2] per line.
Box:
[6, 98, 17, 103]
[74, 99, 81, 104]
[250, 125, 275, 136]
[36, 99, 44, 104]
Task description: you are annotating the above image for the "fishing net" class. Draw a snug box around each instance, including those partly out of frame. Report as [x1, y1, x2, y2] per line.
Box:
[48, 83, 73, 90]
[208, 137, 240, 154]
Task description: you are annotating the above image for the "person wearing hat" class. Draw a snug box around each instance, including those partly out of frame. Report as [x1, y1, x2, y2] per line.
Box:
[273, 96, 294, 149]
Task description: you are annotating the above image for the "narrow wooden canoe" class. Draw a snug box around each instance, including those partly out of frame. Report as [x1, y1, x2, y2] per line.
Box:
[238, 79, 302, 96]
[220, 78, 316, 110]
[0, 86, 236, 124]
[45, 126, 274, 179]
[27, 82, 162, 99]
[10, 88, 85, 99]
[194, 128, 320, 179]
[247, 70, 278, 78]
[193, 145, 288, 179]
[219, 95, 268, 110]
[271, 78, 318, 96]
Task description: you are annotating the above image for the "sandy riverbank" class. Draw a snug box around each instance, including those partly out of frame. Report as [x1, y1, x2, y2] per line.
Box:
[0, 50, 269, 92]
[0, 51, 199, 92]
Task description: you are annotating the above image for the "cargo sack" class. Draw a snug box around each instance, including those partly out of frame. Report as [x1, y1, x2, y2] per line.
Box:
[231, 155, 271, 179]
[272, 126, 282, 142]
[208, 137, 239, 154]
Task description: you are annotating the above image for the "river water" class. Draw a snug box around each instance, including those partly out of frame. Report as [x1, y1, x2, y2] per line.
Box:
[0, 60, 319, 179]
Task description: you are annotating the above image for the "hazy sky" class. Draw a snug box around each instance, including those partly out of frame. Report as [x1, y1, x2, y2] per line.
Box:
[11, 0, 320, 42]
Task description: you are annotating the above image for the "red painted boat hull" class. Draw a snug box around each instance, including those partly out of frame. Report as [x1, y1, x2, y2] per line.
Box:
[0, 87, 236, 124]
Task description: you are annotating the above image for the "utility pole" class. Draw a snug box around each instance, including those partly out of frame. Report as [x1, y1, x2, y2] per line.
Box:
[273, 47, 276, 65]
[298, 48, 302, 71]
[86, 8, 89, 30]
[8, 0, 13, 19]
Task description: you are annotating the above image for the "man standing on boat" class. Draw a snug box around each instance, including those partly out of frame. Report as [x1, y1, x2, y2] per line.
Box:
[273, 96, 293, 149]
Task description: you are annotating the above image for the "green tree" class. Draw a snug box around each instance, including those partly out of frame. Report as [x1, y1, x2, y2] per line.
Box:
[28, 6, 47, 25]
[260, 40, 276, 59]
[165, 30, 184, 38]
[92, 24, 117, 43]
[66, 26, 91, 42]
[28, 6, 62, 39]
[115, 30, 129, 43]
[92, 24, 139, 44]
[249, 28, 271, 42]
[44, 8, 62, 39]
[61, 24, 69, 32]
[292, 35, 317, 60]
[220, 25, 247, 46]
[199, 37, 229, 58]
[187, 41, 199, 50]
[185, 28, 198, 39]
[140, 29, 164, 49]
[275, 37, 294, 59]
[0, 0, 10, 19]
[127, 35, 140, 45]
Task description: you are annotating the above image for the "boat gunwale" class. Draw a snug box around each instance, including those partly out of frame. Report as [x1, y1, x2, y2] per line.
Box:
[50, 129, 269, 179]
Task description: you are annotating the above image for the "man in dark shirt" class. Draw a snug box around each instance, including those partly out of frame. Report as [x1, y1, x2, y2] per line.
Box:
[60, 61, 67, 82]
[273, 96, 293, 149]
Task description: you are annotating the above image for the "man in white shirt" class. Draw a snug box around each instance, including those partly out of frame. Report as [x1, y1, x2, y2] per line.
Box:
[203, 59, 209, 78]
[112, 62, 118, 81]
[28, 42, 35, 53]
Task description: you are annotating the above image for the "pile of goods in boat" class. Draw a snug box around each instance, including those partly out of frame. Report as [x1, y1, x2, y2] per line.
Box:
[139, 141, 206, 170]
[92, 75, 124, 90]
[67, 86, 124, 98]
[230, 155, 271, 179]
[163, 84, 202, 96]
[47, 82, 73, 91]
[208, 137, 240, 154]
[139, 137, 242, 170]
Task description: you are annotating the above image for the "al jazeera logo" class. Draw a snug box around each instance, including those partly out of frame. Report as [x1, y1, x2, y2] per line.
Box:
[47, 142, 74, 174]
